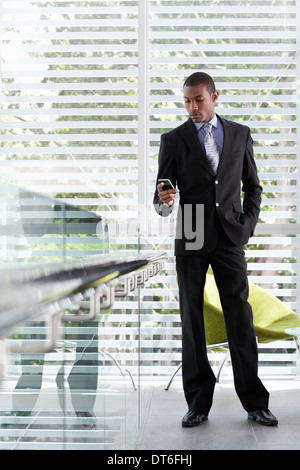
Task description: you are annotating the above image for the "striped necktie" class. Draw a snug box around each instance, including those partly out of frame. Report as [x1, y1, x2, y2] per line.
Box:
[203, 123, 219, 174]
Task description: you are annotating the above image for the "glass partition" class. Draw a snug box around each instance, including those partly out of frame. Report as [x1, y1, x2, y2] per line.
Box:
[0, 183, 159, 450]
[0, 299, 141, 450]
[0, 182, 108, 267]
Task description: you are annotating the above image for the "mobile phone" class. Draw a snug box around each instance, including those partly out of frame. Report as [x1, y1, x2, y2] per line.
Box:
[158, 178, 175, 190]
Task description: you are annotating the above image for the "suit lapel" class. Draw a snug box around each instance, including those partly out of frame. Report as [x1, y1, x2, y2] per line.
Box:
[215, 116, 233, 179]
[183, 118, 215, 176]
[182, 116, 234, 178]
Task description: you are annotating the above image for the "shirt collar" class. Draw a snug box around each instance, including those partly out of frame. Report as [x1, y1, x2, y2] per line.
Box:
[194, 114, 218, 132]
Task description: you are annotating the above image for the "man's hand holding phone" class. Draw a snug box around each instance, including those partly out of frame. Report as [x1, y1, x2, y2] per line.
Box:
[157, 179, 179, 207]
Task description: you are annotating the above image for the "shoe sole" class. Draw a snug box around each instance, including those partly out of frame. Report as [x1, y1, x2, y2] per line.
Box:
[182, 416, 208, 427]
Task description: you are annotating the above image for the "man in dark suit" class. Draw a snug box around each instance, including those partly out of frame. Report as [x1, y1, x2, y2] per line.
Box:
[153, 72, 278, 427]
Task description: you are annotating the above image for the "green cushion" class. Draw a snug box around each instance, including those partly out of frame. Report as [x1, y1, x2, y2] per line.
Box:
[203, 269, 300, 344]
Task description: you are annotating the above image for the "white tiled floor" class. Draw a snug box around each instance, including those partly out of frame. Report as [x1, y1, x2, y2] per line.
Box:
[135, 376, 300, 450]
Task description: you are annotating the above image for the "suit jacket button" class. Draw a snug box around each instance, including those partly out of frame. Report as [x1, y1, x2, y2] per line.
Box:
[215, 180, 219, 184]
[216, 203, 219, 207]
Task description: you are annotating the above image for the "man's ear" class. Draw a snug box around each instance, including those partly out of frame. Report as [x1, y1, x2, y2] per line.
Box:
[212, 91, 219, 103]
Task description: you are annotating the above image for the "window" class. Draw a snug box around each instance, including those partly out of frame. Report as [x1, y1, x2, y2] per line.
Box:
[1, 0, 299, 374]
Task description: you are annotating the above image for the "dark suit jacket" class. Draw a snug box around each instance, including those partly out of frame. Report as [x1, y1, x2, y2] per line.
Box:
[153, 115, 262, 255]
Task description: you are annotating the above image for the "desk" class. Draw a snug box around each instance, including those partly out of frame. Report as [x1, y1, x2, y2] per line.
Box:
[285, 327, 300, 338]
[285, 328, 300, 353]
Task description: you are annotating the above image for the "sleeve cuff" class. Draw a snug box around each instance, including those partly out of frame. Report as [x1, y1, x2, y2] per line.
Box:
[159, 202, 173, 217]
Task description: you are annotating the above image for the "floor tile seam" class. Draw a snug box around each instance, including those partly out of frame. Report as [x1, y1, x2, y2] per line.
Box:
[133, 386, 155, 450]
[249, 420, 275, 450]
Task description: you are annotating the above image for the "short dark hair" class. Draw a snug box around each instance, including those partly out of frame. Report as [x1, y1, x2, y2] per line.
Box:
[183, 72, 216, 94]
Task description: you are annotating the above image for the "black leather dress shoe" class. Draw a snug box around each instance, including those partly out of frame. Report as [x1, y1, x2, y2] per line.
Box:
[182, 411, 208, 427]
[248, 409, 278, 426]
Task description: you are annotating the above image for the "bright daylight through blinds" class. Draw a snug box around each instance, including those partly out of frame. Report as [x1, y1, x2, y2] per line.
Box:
[1, 0, 299, 374]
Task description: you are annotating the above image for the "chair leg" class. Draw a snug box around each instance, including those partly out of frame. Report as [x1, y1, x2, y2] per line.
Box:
[216, 351, 230, 382]
[293, 337, 300, 375]
[294, 336, 300, 354]
[164, 363, 182, 390]
[165, 349, 230, 390]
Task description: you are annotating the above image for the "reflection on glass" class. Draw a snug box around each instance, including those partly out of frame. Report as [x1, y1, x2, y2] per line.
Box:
[0, 182, 107, 267]
[0, 183, 141, 449]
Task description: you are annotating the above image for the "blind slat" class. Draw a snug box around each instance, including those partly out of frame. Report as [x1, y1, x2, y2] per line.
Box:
[1, 1, 299, 387]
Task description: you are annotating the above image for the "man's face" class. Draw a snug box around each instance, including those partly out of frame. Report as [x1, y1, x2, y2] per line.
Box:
[183, 83, 219, 123]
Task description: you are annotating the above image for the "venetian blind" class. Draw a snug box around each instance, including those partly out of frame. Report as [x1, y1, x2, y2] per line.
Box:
[147, 0, 300, 375]
[1, 0, 299, 375]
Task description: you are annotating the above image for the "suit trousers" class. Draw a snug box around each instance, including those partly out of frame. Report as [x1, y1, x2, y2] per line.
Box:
[176, 224, 269, 415]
